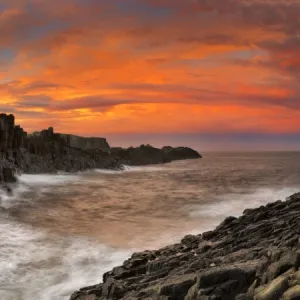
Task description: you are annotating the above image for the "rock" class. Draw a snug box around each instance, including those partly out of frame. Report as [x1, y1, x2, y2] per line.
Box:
[282, 285, 300, 300]
[181, 235, 200, 248]
[159, 274, 197, 299]
[266, 252, 300, 282]
[162, 146, 202, 161]
[254, 270, 291, 300]
[2, 167, 16, 182]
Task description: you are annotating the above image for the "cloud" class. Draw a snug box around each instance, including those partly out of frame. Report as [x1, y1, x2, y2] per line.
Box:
[0, 0, 299, 145]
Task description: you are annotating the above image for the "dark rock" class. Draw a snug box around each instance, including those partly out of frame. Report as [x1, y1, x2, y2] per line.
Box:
[2, 167, 16, 182]
[111, 144, 201, 166]
[159, 275, 197, 299]
[181, 235, 200, 248]
[162, 146, 202, 161]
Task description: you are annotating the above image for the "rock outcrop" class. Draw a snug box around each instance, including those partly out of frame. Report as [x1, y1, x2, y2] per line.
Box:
[162, 146, 202, 162]
[70, 192, 300, 300]
[111, 144, 202, 166]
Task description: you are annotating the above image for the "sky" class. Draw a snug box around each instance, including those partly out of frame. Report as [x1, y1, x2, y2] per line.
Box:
[0, 0, 300, 150]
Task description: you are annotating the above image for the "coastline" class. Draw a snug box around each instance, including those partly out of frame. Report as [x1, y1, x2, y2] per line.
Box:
[0, 113, 201, 192]
[70, 192, 300, 300]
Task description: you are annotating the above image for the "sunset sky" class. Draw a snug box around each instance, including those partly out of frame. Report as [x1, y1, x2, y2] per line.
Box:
[1, 0, 300, 150]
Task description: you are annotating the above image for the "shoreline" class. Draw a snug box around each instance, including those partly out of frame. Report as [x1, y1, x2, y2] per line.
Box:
[70, 192, 300, 300]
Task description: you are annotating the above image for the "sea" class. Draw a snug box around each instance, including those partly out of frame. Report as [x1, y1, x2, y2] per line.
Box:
[0, 151, 299, 300]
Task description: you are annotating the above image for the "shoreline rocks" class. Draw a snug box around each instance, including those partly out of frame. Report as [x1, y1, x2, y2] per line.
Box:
[70, 192, 300, 300]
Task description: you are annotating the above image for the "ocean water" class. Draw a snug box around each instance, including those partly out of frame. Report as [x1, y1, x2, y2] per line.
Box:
[0, 152, 299, 300]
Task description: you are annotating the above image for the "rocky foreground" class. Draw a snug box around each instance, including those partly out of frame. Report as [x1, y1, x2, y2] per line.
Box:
[0, 113, 201, 188]
[70, 193, 300, 300]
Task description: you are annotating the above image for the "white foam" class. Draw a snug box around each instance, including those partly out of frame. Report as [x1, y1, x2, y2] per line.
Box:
[17, 174, 81, 186]
[0, 173, 84, 209]
[0, 219, 132, 300]
[189, 187, 299, 219]
[94, 164, 166, 174]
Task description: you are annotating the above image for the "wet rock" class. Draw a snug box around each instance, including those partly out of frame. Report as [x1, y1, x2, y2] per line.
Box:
[282, 285, 300, 300]
[254, 270, 292, 300]
[2, 167, 16, 182]
[266, 252, 300, 282]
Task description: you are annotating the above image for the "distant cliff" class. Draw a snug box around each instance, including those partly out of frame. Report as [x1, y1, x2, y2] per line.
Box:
[60, 134, 110, 150]
[111, 144, 202, 166]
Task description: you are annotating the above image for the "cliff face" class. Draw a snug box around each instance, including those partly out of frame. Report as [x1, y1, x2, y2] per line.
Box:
[70, 192, 300, 300]
[0, 114, 27, 183]
[60, 134, 110, 150]
[0, 114, 120, 185]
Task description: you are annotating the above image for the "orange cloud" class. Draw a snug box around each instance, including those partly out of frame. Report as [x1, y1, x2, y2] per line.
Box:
[1, 0, 300, 148]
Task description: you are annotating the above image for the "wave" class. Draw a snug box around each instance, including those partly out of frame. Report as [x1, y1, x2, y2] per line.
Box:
[0, 219, 132, 300]
[17, 174, 82, 186]
[94, 164, 167, 174]
[188, 187, 299, 220]
[0, 173, 83, 209]
[0, 165, 166, 208]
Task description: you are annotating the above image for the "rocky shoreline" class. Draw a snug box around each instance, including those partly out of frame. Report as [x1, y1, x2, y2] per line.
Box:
[70, 192, 300, 300]
[0, 113, 201, 190]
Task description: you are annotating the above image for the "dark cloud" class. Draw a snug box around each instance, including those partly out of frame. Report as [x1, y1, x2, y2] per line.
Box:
[16, 95, 53, 108]
[258, 36, 300, 54]
[49, 96, 133, 111]
[177, 34, 250, 46]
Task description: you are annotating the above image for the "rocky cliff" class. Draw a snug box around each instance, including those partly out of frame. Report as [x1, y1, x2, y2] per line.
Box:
[70, 192, 300, 300]
[0, 114, 120, 187]
[0, 113, 202, 188]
